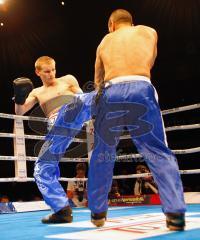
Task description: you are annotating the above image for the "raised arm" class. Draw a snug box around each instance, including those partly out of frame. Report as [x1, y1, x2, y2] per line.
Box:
[15, 90, 38, 115]
[13, 78, 38, 115]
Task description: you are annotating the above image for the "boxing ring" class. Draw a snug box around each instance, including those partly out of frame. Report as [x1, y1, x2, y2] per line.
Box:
[0, 205, 200, 240]
[0, 103, 200, 239]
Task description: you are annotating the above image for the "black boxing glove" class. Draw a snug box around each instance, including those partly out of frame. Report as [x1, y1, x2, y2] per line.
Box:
[13, 77, 34, 105]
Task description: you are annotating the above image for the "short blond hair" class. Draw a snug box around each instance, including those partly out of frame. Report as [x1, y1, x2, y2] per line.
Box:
[108, 9, 133, 27]
[35, 56, 55, 70]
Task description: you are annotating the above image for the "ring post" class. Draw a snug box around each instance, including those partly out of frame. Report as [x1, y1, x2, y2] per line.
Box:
[13, 118, 27, 179]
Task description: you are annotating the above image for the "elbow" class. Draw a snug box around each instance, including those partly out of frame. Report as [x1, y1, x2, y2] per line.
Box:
[15, 104, 25, 115]
[15, 110, 24, 115]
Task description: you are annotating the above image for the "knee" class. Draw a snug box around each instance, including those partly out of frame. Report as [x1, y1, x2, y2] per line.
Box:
[34, 160, 59, 181]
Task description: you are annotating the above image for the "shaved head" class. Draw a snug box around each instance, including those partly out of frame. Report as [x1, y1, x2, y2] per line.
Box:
[108, 9, 133, 29]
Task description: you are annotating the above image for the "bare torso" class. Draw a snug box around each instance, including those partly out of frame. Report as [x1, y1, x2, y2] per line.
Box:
[96, 25, 157, 84]
[33, 76, 79, 117]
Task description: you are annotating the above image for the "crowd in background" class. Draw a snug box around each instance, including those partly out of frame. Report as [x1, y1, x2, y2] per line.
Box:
[1, 161, 199, 204]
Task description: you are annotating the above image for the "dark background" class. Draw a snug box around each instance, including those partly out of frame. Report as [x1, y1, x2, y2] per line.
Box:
[0, 0, 199, 201]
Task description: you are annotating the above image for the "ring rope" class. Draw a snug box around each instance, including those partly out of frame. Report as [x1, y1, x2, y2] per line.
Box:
[0, 102, 199, 181]
[162, 103, 200, 115]
[172, 147, 200, 154]
[0, 113, 48, 122]
[1, 122, 199, 141]
[0, 102, 199, 122]
[116, 146, 200, 159]
[119, 123, 200, 140]
[0, 177, 34, 182]
[165, 123, 200, 132]
[0, 169, 199, 182]
[0, 132, 86, 143]
[0, 156, 88, 162]
[0, 145, 199, 163]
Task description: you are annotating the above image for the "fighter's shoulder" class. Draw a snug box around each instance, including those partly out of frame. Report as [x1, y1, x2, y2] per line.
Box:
[136, 25, 157, 37]
[29, 86, 43, 97]
[100, 33, 111, 44]
[59, 75, 79, 85]
[97, 33, 111, 51]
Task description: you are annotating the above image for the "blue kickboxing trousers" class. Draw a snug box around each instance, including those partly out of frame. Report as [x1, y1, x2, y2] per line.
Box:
[34, 91, 96, 212]
[88, 78, 186, 214]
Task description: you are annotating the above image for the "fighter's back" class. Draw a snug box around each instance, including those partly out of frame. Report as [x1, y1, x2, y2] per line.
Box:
[99, 25, 157, 81]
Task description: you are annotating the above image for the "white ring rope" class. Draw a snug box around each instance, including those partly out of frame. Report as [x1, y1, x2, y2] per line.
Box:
[119, 123, 200, 140]
[115, 147, 200, 158]
[0, 169, 200, 182]
[0, 145, 199, 163]
[0, 102, 199, 181]
[162, 103, 200, 115]
[0, 156, 88, 162]
[0, 113, 48, 122]
[0, 122, 199, 141]
[0, 132, 86, 143]
[1, 122, 199, 149]
[172, 147, 200, 154]
[61, 169, 200, 181]
[0, 102, 199, 122]
[165, 123, 200, 132]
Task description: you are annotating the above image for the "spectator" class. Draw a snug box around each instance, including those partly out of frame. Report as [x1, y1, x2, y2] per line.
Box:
[133, 164, 158, 195]
[108, 180, 121, 199]
[0, 195, 10, 203]
[67, 163, 87, 207]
